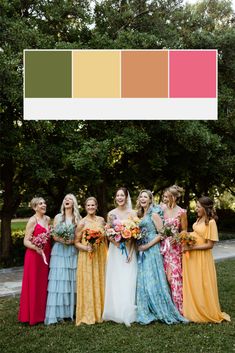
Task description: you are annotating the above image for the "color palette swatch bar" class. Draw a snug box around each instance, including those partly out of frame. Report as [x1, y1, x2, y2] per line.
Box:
[24, 49, 217, 120]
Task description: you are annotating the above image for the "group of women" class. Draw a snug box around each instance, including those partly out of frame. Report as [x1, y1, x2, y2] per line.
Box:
[18, 186, 230, 327]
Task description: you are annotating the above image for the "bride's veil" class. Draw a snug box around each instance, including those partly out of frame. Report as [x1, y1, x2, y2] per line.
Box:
[127, 191, 133, 210]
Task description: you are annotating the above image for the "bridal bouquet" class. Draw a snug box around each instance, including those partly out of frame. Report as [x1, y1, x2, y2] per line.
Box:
[51, 223, 75, 243]
[31, 231, 50, 265]
[105, 217, 140, 258]
[82, 228, 104, 259]
[175, 230, 196, 259]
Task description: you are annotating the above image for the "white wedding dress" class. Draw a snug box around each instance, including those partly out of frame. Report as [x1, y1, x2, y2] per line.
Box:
[103, 224, 137, 326]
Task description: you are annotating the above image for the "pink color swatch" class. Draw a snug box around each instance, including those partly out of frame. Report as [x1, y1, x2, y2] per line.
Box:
[170, 50, 217, 98]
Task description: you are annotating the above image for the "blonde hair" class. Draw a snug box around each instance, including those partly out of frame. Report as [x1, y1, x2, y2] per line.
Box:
[85, 197, 98, 206]
[30, 197, 45, 210]
[136, 190, 154, 218]
[60, 194, 81, 225]
[166, 185, 184, 208]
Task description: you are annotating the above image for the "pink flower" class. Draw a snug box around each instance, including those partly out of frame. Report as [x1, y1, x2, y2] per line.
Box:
[114, 234, 122, 242]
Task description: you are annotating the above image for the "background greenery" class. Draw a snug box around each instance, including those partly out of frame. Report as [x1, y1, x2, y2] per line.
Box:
[1, 0, 235, 265]
[0, 259, 234, 353]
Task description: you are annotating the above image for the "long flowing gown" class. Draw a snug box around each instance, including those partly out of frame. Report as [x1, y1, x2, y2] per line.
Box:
[183, 219, 230, 323]
[18, 223, 51, 325]
[102, 215, 137, 326]
[160, 207, 186, 314]
[45, 216, 78, 324]
[137, 205, 187, 324]
[76, 217, 107, 325]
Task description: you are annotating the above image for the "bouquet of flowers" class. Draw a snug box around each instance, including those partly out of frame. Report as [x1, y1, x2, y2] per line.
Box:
[159, 219, 179, 255]
[159, 219, 179, 238]
[31, 231, 50, 265]
[105, 217, 140, 259]
[136, 227, 148, 263]
[51, 223, 75, 244]
[175, 230, 196, 259]
[82, 228, 104, 259]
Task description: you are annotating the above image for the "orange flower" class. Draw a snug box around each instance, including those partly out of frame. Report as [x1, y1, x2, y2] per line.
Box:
[122, 229, 132, 239]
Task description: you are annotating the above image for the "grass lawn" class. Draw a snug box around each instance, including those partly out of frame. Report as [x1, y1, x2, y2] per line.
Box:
[11, 221, 28, 231]
[0, 260, 234, 353]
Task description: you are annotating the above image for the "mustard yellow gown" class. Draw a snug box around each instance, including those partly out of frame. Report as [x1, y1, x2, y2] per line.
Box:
[76, 217, 107, 325]
[183, 219, 230, 323]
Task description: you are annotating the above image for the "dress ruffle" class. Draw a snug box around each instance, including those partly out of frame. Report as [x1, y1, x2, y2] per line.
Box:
[45, 241, 78, 325]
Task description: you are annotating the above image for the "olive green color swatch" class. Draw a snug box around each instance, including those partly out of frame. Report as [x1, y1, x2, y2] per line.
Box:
[24, 51, 72, 98]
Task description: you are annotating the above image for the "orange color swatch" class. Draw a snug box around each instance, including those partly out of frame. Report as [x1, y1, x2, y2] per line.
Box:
[121, 51, 168, 98]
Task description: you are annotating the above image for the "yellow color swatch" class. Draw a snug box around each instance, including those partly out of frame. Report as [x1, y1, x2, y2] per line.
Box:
[73, 51, 121, 98]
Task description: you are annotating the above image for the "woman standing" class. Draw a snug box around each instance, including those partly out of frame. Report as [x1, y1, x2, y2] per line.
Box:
[18, 197, 51, 325]
[160, 185, 187, 314]
[183, 196, 230, 323]
[45, 194, 81, 325]
[75, 197, 107, 325]
[136, 190, 187, 325]
[103, 187, 137, 326]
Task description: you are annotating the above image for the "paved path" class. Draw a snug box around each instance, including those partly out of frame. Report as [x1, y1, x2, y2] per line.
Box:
[0, 240, 235, 298]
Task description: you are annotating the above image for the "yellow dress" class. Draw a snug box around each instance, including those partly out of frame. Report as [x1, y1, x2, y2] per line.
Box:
[76, 217, 107, 325]
[183, 219, 230, 323]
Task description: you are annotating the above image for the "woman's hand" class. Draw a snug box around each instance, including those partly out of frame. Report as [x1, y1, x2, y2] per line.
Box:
[111, 239, 120, 248]
[64, 239, 73, 245]
[138, 244, 149, 252]
[35, 246, 42, 255]
[183, 244, 194, 252]
[169, 236, 176, 245]
[126, 253, 133, 263]
[87, 244, 93, 252]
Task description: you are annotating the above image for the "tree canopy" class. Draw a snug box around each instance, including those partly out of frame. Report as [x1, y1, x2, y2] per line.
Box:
[0, 0, 235, 263]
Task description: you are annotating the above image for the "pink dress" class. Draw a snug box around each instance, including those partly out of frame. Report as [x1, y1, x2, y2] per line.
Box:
[160, 208, 186, 314]
[18, 223, 51, 325]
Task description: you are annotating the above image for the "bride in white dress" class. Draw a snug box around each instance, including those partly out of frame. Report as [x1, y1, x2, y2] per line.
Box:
[102, 187, 137, 326]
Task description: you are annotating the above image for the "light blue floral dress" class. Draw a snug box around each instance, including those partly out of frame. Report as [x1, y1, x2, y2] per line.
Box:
[137, 205, 188, 324]
[45, 215, 78, 324]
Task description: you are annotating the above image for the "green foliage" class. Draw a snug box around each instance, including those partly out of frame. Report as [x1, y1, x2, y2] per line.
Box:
[1, 0, 235, 261]
[0, 259, 234, 353]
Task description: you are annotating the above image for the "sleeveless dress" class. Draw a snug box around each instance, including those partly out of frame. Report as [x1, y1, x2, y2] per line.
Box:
[183, 219, 230, 322]
[18, 223, 51, 325]
[160, 207, 186, 314]
[137, 205, 187, 324]
[45, 215, 78, 324]
[76, 217, 107, 325]
[103, 215, 137, 326]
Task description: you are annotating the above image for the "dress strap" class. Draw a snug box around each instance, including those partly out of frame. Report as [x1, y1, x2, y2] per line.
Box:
[151, 204, 164, 219]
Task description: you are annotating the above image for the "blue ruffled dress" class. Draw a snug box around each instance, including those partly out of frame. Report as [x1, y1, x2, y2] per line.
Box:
[45, 215, 78, 324]
[136, 205, 188, 324]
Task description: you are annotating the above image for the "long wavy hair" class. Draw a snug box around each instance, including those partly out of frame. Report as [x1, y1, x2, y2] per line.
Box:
[60, 194, 81, 225]
[136, 190, 154, 218]
[198, 196, 218, 224]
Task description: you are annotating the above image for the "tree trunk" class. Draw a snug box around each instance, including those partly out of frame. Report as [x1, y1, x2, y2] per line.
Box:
[0, 215, 13, 265]
[0, 155, 20, 265]
[92, 182, 108, 219]
[183, 186, 190, 210]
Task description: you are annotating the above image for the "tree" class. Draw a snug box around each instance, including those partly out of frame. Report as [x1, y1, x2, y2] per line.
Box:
[1, 0, 235, 264]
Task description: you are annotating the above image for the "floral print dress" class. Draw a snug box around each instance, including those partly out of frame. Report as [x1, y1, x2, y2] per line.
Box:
[160, 207, 186, 315]
[136, 206, 187, 324]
